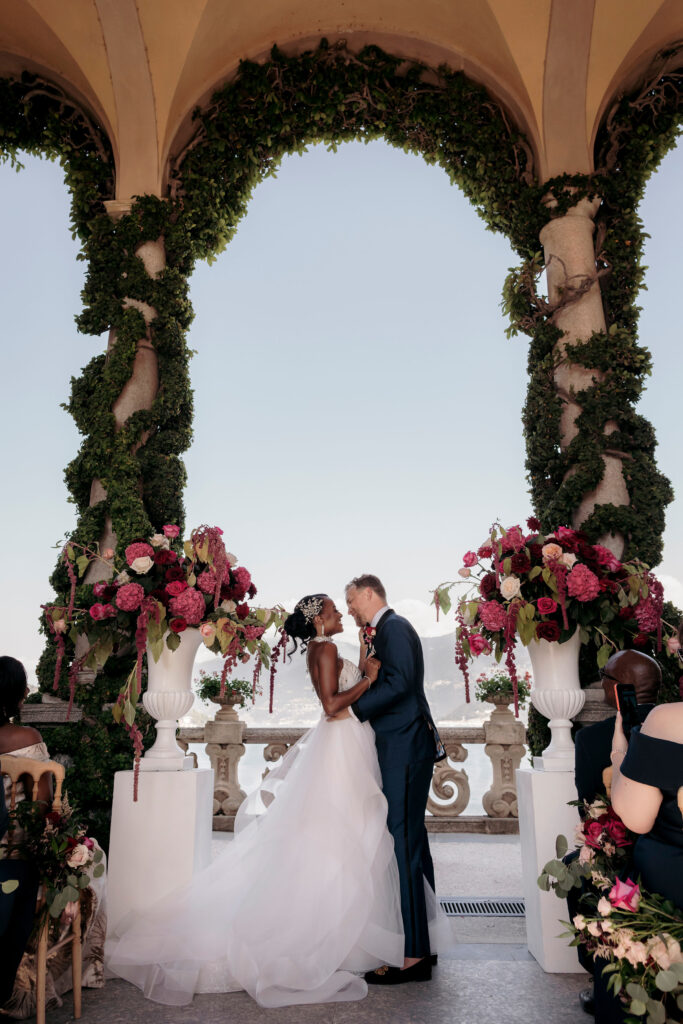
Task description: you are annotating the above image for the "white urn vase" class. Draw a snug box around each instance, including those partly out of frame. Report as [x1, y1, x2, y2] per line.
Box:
[141, 627, 203, 771]
[528, 629, 584, 772]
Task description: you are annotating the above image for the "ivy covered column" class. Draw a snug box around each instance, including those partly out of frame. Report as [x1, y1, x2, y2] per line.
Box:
[539, 195, 629, 557]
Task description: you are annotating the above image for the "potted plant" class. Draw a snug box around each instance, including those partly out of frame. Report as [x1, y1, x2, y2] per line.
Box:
[475, 669, 531, 709]
[196, 670, 256, 721]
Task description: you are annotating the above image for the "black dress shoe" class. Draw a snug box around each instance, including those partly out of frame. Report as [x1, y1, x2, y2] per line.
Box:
[365, 960, 433, 985]
[579, 985, 595, 1015]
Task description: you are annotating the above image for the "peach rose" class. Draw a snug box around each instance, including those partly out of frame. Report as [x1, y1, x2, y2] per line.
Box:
[200, 623, 216, 642]
[130, 556, 154, 574]
[458, 568, 471, 578]
[542, 543, 563, 562]
[102, 548, 115, 560]
[666, 636, 681, 655]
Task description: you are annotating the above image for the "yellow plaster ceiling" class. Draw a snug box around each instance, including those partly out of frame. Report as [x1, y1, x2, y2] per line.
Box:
[0, 0, 680, 197]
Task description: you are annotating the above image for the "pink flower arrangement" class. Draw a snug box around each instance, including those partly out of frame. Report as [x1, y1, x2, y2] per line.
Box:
[124, 541, 154, 566]
[566, 564, 600, 602]
[169, 587, 206, 625]
[197, 569, 217, 594]
[478, 601, 508, 632]
[115, 583, 145, 612]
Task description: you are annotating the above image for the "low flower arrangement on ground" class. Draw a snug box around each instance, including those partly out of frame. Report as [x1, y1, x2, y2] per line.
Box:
[195, 670, 256, 707]
[474, 669, 531, 708]
[5, 799, 104, 930]
[433, 518, 677, 712]
[539, 797, 683, 1023]
[43, 525, 287, 762]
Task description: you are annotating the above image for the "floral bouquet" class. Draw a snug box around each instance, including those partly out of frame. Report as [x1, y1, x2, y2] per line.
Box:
[6, 799, 104, 929]
[433, 517, 676, 712]
[538, 795, 635, 898]
[474, 669, 531, 708]
[43, 524, 287, 757]
[569, 881, 683, 1023]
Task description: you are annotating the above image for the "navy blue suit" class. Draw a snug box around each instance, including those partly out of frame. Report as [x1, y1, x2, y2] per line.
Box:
[352, 609, 444, 958]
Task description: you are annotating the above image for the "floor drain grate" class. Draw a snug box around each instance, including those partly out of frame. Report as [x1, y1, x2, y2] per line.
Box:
[439, 898, 525, 918]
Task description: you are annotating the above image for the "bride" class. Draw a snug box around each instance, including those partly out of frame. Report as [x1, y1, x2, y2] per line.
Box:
[105, 594, 451, 1008]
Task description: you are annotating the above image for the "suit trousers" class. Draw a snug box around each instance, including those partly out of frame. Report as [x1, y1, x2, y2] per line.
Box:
[0, 860, 39, 1003]
[382, 757, 435, 958]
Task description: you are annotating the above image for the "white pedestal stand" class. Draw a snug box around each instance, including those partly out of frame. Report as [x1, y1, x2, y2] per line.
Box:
[107, 767, 214, 934]
[517, 766, 581, 972]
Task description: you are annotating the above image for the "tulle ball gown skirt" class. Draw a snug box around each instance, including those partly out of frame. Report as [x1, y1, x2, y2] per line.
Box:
[106, 716, 413, 1007]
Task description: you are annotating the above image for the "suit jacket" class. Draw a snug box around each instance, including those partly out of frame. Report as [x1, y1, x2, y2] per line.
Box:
[574, 704, 654, 806]
[352, 609, 444, 768]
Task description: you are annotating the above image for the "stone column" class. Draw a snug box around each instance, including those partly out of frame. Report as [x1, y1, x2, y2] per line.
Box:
[86, 198, 163, 584]
[482, 702, 526, 817]
[540, 196, 629, 558]
[204, 703, 247, 831]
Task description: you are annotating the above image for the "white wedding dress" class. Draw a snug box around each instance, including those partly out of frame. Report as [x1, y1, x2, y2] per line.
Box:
[105, 647, 452, 1007]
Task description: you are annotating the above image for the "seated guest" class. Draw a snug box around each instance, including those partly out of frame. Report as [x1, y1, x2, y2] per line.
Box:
[571, 649, 661, 1016]
[575, 649, 661, 806]
[0, 783, 39, 1006]
[0, 656, 106, 1019]
[594, 623, 683, 1023]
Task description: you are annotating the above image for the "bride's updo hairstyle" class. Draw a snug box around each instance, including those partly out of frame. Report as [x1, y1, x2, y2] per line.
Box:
[283, 594, 328, 656]
[0, 656, 28, 726]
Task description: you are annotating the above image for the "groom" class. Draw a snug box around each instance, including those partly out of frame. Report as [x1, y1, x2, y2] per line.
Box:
[345, 574, 445, 985]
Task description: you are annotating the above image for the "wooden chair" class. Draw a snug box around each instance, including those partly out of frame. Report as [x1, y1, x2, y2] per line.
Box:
[0, 755, 82, 1024]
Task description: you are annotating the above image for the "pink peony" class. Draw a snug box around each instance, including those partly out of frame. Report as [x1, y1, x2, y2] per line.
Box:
[567, 564, 600, 602]
[468, 633, 491, 656]
[500, 525, 525, 553]
[462, 551, 478, 567]
[477, 601, 508, 632]
[163, 525, 180, 538]
[115, 583, 145, 612]
[608, 877, 640, 912]
[125, 541, 154, 567]
[197, 570, 217, 595]
[169, 587, 206, 625]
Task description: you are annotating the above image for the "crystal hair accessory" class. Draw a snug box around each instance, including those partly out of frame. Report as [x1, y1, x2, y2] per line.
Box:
[296, 596, 324, 622]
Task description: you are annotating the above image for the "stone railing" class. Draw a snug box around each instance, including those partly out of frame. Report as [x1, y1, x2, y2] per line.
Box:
[177, 697, 526, 835]
[22, 695, 527, 834]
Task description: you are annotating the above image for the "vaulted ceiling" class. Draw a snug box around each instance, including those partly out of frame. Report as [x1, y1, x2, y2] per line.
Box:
[1, 0, 681, 196]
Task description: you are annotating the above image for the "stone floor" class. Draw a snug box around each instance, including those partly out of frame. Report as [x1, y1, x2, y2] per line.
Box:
[46, 836, 588, 1024]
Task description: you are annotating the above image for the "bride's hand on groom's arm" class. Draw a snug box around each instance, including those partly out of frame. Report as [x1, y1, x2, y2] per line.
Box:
[363, 658, 381, 684]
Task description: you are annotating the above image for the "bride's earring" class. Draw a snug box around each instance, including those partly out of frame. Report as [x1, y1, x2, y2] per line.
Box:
[321, 623, 325, 636]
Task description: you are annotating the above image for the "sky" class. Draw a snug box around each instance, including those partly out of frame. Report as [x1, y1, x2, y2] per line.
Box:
[1, 137, 681, 683]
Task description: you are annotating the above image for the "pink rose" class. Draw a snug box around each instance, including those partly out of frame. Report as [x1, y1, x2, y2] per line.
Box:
[567, 564, 600, 602]
[462, 551, 478, 567]
[593, 544, 622, 572]
[537, 597, 557, 615]
[124, 541, 154, 566]
[163, 524, 180, 538]
[53, 618, 67, 634]
[88, 602, 116, 621]
[468, 633, 491, 656]
[102, 548, 115, 560]
[608, 877, 640, 912]
[169, 587, 206, 625]
[199, 622, 216, 641]
[666, 636, 681, 655]
[583, 819, 605, 849]
[458, 568, 471, 578]
[166, 580, 188, 597]
[605, 818, 631, 848]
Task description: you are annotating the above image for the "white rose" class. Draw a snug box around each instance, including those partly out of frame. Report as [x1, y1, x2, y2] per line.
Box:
[66, 843, 92, 868]
[226, 552, 238, 567]
[149, 533, 170, 549]
[578, 845, 595, 865]
[115, 570, 131, 585]
[220, 599, 237, 614]
[560, 552, 577, 568]
[587, 922, 601, 937]
[597, 897, 612, 917]
[500, 576, 521, 600]
[573, 914, 587, 931]
[130, 556, 154, 574]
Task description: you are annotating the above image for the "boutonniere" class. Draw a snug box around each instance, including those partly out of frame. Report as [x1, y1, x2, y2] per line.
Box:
[362, 625, 377, 658]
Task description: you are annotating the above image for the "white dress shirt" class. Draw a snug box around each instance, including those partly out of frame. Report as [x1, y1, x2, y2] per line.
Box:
[370, 605, 389, 628]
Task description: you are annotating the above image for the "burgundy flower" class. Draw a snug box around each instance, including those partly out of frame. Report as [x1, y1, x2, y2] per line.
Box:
[153, 549, 177, 565]
[632, 633, 649, 648]
[166, 580, 188, 597]
[500, 526, 525, 553]
[567, 565, 600, 602]
[247, 583, 257, 599]
[510, 552, 531, 574]
[599, 579, 619, 594]
[480, 573, 497, 599]
[89, 602, 116, 621]
[477, 543, 493, 559]
[462, 551, 478, 567]
[197, 570, 217, 595]
[151, 587, 170, 607]
[124, 541, 155, 567]
[537, 597, 558, 615]
[526, 516, 541, 532]
[165, 566, 186, 582]
[235, 603, 249, 620]
[605, 818, 631, 848]
[536, 621, 560, 641]
[618, 606, 635, 620]
[169, 617, 187, 633]
[583, 820, 605, 849]
[169, 587, 206, 625]
[115, 583, 146, 612]
[527, 542, 543, 564]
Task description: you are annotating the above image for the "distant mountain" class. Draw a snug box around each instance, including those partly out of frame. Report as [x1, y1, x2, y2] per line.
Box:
[185, 632, 531, 728]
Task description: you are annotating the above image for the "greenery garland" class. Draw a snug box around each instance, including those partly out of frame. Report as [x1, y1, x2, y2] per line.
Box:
[2, 40, 681, 819]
